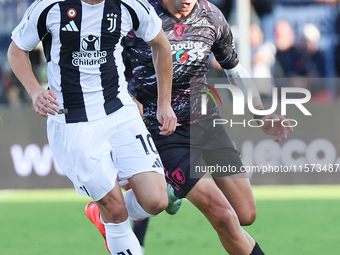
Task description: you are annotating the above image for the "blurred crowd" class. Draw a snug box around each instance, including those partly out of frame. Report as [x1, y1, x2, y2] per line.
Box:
[1, 0, 340, 107]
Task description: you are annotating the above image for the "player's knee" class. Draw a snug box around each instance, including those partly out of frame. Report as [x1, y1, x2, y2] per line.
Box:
[238, 207, 257, 226]
[98, 200, 128, 223]
[213, 208, 240, 238]
[141, 195, 168, 215]
[217, 208, 237, 225]
[153, 199, 168, 215]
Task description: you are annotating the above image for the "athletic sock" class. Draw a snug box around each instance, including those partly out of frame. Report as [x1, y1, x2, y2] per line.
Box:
[123, 189, 155, 220]
[250, 242, 265, 255]
[104, 217, 142, 255]
[133, 218, 150, 247]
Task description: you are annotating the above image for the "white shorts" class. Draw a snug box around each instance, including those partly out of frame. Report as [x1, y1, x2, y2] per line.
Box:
[47, 105, 164, 201]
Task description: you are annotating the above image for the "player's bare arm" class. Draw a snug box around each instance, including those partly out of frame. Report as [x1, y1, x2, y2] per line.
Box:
[147, 29, 177, 136]
[7, 42, 59, 117]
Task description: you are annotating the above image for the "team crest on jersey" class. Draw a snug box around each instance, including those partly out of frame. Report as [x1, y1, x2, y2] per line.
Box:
[107, 13, 118, 33]
[67, 8, 77, 18]
[173, 23, 186, 40]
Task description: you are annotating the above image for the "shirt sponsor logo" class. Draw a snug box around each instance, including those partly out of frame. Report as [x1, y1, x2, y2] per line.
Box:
[72, 35, 107, 66]
[81, 35, 100, 51]
[171, 41, 206, 63]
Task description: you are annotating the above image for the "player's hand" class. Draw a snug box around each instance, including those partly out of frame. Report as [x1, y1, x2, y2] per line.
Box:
[132, 98, 144, 117]
[157, 101, 177, 136]
[31, 88, 59, 117]
[259, 114, 294, 142]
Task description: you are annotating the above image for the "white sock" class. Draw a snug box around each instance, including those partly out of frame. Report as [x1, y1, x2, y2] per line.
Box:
[104, 217, 142, 255]
[123, 189, 155, 221]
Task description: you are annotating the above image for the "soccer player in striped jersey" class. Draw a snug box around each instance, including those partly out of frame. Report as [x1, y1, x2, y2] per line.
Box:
[7, 0, 177, 254]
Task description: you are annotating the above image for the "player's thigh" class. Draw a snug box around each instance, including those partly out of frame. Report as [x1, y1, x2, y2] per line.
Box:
[214, 174, 257, 225]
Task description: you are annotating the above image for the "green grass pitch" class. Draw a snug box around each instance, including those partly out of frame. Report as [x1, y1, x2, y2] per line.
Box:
[1, 185, 340, 255]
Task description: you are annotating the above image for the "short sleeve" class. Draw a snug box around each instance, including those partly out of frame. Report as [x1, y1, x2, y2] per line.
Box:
[11, 2, 42, 51]
[122, 0, 162, 42]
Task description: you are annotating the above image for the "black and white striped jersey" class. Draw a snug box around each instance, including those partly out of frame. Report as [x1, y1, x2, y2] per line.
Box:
[11, 0, 162, 123]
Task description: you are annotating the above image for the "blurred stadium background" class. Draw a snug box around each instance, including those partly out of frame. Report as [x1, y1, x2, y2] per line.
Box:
[1, 0, 340, 254]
